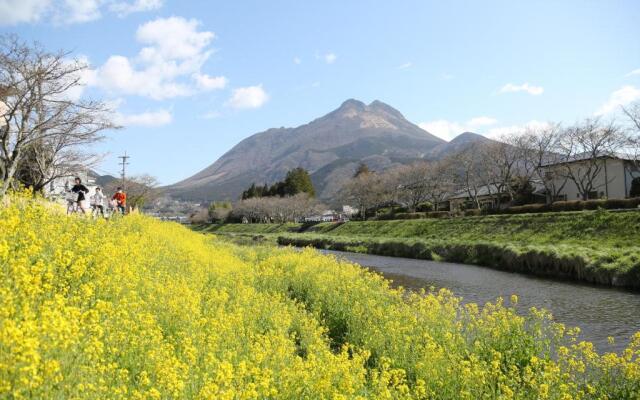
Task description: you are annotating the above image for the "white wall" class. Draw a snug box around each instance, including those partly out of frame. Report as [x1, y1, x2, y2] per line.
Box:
[544, 159, 632, 200]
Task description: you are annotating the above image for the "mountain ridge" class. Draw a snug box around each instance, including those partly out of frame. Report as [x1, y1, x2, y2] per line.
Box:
[167, 100, 493, 201]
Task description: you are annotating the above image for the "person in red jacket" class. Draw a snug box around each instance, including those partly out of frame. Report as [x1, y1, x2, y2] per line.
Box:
[112, 187, 127, 214]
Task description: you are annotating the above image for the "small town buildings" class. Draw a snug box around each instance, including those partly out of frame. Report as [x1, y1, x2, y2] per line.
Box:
[447, 184, 511, 211]
[446, 181, 546, 212]
[341, 205, 358, 217]
[540, 154, 640, 201]
[304, 210, 340, 223]
[304, 207, 354, 223]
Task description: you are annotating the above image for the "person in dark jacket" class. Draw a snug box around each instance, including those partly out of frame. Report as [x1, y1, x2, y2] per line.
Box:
[71, 177, 90, 214]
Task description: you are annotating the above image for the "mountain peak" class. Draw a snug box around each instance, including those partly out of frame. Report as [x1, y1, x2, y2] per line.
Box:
[339, 98, 367, 110]
[169, 99, 446, 201]
[368, 100, 405, 119]
[450, 131, 487, 143]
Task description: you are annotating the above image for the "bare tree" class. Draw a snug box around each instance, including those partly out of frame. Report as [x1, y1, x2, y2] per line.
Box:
[517, 123, 568, 202]
[385, 162, 431, 212]
[423, 159, 456, 210]
[623, 101, 640, 133]
[0, 35, 116, 196]
[231, 194, 323, 223]
[208, 201, 232, 223]
[480, 139, 521, 207]
[449, 147, 487, 209]
[622, 101, 640, 163]
[189, 207, 210, 224]
[554, 118, 629, 200]
[339, 170, 385, 220]
[106, 174, 161, 210]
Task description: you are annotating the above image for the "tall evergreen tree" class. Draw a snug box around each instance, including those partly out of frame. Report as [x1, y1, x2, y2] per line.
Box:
[283, 167, 315, 197]
[240, 168, 315, 199]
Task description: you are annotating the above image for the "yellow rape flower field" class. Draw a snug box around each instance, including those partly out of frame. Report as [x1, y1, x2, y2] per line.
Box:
[1, 193, 639, 400]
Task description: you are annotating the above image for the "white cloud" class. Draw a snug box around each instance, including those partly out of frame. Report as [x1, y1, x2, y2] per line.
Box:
[61, 0, 102, 23]
[0, 0, 51, 25]
[110, 0, 161, 16]
[499, 82, 544, 96]
[193, 73, 227, 91]
[97, 55, 194, 99]
[225, 84, 269, 109]
[484, 120, 549, 139]
[595, 85, 640, 116]
[114, 109, 172, 127]
[293, 57, 301, 65]
[420, 118, 550, 141]
[467, 116, 497, 126]
[398, 62, 412, 70]
[419, 116, 498, 140]
[419, 120, 465, 140]
[324, 53, 337, 64]
[92, 16, 219, 100]
[0, 0, 161, 25]
[625, 69, 640, 77]
[136, 17, 214, 61]
[56, 56, 97, 101]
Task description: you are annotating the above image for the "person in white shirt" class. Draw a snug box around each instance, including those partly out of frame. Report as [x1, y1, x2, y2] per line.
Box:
[90, 187, 107, 217]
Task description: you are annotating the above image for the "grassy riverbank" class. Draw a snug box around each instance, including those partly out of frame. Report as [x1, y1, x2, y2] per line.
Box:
[198, 209, 640, 289]
[3, 194, 640, 398]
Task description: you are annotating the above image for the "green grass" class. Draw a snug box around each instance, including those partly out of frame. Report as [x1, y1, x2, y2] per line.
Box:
[199, 209, 640, 289]
[195, 222, 302, 235]
[303, 209, 640, 249]
[203, 209, 640, 249]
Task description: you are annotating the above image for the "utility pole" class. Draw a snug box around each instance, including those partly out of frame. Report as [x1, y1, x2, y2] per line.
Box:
[118, 152, 130, 190]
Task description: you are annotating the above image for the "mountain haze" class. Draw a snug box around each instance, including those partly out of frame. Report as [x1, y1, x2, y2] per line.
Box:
[167, 100, 491, 201]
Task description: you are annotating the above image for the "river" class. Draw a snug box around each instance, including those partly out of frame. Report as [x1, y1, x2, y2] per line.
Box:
[319, 249, 640, 354]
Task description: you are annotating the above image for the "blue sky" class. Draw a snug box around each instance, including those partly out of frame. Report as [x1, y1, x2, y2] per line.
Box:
[1, 0, 639, 184]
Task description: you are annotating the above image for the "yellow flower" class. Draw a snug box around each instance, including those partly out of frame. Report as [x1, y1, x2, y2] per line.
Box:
[0, 192, 638, 399]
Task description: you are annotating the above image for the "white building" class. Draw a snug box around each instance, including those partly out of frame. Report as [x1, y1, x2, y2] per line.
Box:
[540, 155, 640, 201]
[342, 205, 358, 217]
[304, 210, 339, 223]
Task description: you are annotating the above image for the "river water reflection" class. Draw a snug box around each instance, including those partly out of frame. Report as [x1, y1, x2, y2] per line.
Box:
[319, 249, 640, 354]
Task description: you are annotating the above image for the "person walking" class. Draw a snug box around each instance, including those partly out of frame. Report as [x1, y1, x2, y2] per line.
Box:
[90, 187, 106, 217]
[112, 187, 127, 215]
[71, 177, 90, 215]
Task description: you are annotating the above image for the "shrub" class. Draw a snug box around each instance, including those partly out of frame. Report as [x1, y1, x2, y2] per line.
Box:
[425, 211, 452, 219]
[373, 211, 452, 220]
[415, 202, 434, 212]
[604, 197, 640, 209]
[503, 203, 550, 214]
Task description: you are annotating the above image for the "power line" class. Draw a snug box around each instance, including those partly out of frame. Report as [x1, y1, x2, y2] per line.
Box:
[118, 152, 130, 190]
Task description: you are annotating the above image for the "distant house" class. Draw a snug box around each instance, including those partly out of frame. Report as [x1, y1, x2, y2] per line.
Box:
[447, 181, 546, 211]
[447, 184, 510, 211]
[304, 210, 339, 223]
[304, 208, 356, 223]
[540, 154, 640, 201]
[341, 205, 358, 217]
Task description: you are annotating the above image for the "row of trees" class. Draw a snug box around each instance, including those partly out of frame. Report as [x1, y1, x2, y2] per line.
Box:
[340, 111, 640, 217]
[0, 35, 116, 196]
[241, 167, 315, 199]
[230, 194, 323, 223]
